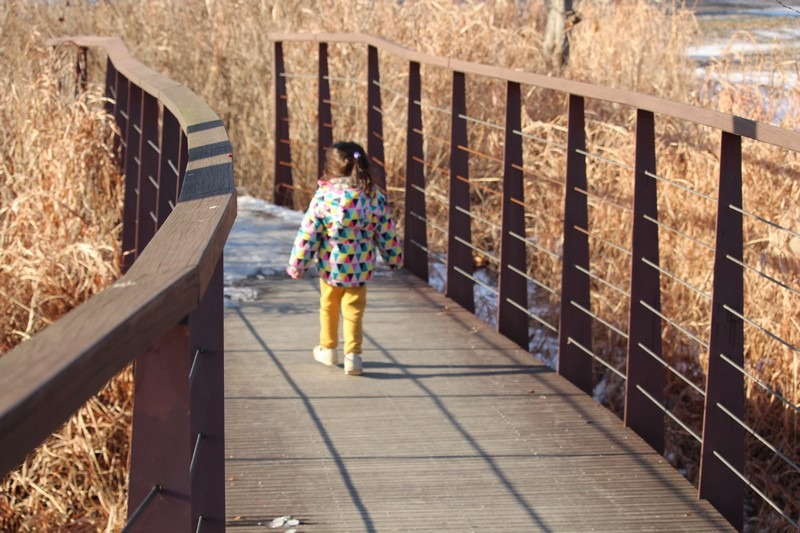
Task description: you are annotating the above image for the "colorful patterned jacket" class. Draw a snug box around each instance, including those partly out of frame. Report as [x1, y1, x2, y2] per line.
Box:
[287, 178, 403, 287]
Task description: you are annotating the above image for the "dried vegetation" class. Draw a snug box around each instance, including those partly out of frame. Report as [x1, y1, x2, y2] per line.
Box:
[1, 0, 798, 530]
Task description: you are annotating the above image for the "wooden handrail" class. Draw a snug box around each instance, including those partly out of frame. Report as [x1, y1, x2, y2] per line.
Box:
[267, 31, 800, 152]
[0, 36, 235, 530]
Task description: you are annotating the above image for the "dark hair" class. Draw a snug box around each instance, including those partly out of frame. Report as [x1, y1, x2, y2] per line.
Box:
[323, 141, 373, 195]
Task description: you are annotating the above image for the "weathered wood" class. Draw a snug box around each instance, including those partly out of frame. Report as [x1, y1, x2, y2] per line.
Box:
[0, 38, 236, 498]
[225, 273, 734, 532]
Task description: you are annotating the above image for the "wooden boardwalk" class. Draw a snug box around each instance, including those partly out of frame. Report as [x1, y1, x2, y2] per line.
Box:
[224, 271, 733, 532]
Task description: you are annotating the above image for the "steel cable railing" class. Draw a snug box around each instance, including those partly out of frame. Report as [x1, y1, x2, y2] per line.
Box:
[268, 32, 800, 531]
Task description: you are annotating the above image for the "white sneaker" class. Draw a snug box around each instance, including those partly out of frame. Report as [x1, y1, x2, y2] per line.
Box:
[313, 345, 338, 366]
[344, 353, 363, 376]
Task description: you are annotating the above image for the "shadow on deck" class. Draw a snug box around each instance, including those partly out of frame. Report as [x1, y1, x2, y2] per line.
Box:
[223, 271, 732, 532]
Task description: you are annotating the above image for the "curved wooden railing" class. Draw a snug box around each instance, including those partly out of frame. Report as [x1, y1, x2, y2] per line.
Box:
[269, 32, 800, 531]
[0, 37, 235, 531]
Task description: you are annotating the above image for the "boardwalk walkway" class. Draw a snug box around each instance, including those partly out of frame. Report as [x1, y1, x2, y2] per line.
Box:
[223, 270, 732, 532]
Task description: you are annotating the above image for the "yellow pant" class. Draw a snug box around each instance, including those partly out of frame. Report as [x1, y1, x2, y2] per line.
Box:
[319, 278, 368, 355]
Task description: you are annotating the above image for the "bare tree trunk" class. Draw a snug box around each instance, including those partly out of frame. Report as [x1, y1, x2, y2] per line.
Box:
[543, 0, 574, 70]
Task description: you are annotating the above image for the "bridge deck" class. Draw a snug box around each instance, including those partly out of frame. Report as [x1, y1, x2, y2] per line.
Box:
[224, 271, 732, 532]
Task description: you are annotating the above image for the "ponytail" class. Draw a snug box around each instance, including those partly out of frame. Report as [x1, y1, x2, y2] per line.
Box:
[325, 141, 374, 196]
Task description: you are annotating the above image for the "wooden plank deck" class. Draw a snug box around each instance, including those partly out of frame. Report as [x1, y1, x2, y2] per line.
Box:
[224, 271, 733, 532]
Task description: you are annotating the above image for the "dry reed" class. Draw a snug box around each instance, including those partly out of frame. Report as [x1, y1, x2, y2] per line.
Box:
[1, 0, 798, 530]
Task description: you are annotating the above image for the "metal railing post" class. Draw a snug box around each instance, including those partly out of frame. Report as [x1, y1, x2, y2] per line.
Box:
[318, 43, 333, 178]
[273, 41, 293, 208]
[403, 60, 429, 281]
[699, 131, 745, 531]
[188, 258, 226, 531]
[127, 324, 192, 530]
[557, 94, 592, 394]
[446, 71, 474, 313]
[137, 92, 160, 251]
[498, 81, 528, 349]
[121, 79, 140, 272]
[367, 45, 386, 191]
[625, 109, 665, 453]
[156, 109, 181, 229]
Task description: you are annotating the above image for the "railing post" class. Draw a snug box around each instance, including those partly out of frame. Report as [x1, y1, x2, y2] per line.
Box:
[122, 81, 142, 272]
[498, 81, 528, 349]
[624, 109, 665, 453]
[699, 131, 744, 531]
[446, 71, 474, 313]
[127, 325, 192, 530]
[367, 45, 386, 191]
[273, 41, 294, 208]
[137, 92, 160, 251]
[318, 43, 333, 178]
[404, 60, 429, 282]
[156, 109, 182, 229]
[189, 258, 226, 531]
[558, 94, 592, 394]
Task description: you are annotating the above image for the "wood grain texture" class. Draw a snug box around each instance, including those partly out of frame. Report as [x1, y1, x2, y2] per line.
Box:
[224, 272, 734, 532]
[1, 37, 236, 478]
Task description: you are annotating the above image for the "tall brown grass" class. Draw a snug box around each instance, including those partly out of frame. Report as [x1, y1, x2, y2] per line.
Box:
[1, 0, 798, 530]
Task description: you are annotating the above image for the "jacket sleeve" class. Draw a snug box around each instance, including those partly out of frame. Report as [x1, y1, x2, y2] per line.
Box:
[287, 195, 323, 279]
[374, 192, 403, 270]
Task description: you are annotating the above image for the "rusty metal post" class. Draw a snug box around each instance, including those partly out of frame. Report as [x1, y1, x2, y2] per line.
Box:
[188, 258, 226, 531]
[446, 71, 474, 313]
[498, 81, 528, 349]
[156, 109, 181, 229]
[699, 131, 744, 532]
[367, 45, 386, 191]
[122, 81, 142, 272]
[624, 109, 665, 453]
[557, 94, 592, 394]
[273, 41, 294, 208]
[403, 60, 429, 282]
[318, 43, 333, 179]
[137, 92, 160, 252]
[127, 325, 192, 531]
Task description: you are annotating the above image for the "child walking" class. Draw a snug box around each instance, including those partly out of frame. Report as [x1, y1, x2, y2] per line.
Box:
[286, 141, 403, 375]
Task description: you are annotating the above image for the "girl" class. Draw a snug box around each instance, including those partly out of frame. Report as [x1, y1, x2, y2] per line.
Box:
[286, 141, 403, 375]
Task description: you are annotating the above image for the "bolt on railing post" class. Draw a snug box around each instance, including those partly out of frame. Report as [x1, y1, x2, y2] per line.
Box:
[498, 81, 528, 349]
[273, 41, 294, 208]
[367, 45, 386, 191]
[699, 131, 745, 532]
[403, 60, 429, 281]
[446, 71, 474, 313]
[318, 43, 333, 178]
[624, 109, 665, 453]
[557, 94, 592, 394]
